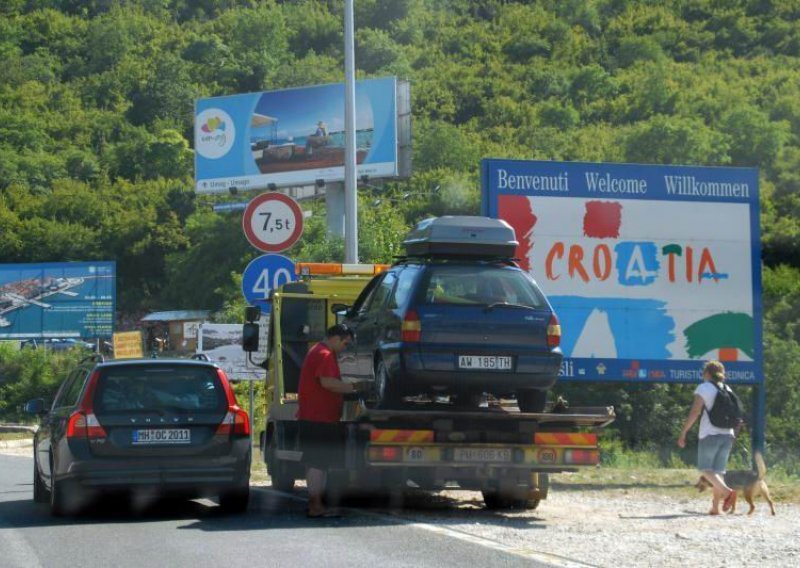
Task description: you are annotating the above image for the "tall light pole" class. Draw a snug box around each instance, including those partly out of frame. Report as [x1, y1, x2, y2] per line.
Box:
[343, 0, 358, 263]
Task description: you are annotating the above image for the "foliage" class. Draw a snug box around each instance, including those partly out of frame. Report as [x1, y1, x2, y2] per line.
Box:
[0, 1, 799, 466]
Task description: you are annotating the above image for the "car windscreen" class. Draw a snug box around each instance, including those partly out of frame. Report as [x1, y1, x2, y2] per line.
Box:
[420, 265, 546, 308]
[94, 365, 226, 414]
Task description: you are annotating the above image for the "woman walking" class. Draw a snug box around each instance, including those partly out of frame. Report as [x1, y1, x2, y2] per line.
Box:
[678, 361, 737, 515]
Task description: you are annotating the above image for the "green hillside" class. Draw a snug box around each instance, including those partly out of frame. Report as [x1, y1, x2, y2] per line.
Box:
[1, 1, 799, 466]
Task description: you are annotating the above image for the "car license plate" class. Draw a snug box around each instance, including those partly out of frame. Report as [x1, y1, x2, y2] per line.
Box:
[457, 355, 512, 371]
[132, 429, 191, 445]
[453, 448, 512, 463]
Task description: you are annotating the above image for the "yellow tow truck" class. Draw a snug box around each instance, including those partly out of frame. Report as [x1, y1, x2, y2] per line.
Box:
[258, 262, 614, 509]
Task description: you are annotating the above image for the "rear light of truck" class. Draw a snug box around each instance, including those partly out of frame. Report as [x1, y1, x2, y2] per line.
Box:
[401, 310, 421, 342]
[215, 368, 251, 436]
[564, 449, 599, 465]
[67, 370, 107, 439]
[367, 446, 403, 462]
[546, 314, 561, 348]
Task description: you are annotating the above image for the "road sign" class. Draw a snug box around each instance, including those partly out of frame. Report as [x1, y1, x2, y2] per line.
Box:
[241, 254, 296, 312]
[112, 331, 143, 359]
[242, 193, 303, 252]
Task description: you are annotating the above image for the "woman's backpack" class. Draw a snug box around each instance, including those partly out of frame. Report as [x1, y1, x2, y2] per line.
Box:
[707, 382, 745, 429]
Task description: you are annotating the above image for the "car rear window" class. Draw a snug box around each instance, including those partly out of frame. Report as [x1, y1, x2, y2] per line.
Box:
[421, 265, 546, 308]
[94, 365, 226, 414]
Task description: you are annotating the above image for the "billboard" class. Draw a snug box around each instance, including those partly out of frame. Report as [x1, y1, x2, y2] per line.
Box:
[196, 322, 268, 381]
[0, 262, 115, 339]
[195, 77, 408, 193]
[481, 159, 762, 385]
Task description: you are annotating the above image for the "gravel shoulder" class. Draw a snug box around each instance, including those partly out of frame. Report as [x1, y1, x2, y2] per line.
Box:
[384, 470, 800, 568]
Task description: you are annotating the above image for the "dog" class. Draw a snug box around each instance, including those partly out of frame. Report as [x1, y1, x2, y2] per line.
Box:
[695, 452, 776, 515]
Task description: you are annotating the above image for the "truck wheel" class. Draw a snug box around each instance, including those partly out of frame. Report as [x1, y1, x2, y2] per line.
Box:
[481, 490, 526, 510]
[370, 359, 399, 409]
[267, 436, 296, 492]
[517, 389, 548, 413]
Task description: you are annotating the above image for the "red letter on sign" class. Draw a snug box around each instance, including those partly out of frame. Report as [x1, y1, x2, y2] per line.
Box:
[568, 245, 590, 283]
[546, 242, 564, 281]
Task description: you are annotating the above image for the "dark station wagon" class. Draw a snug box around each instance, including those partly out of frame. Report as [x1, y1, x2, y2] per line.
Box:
[340, 216, 563, 412]
[26, 356, 251, 516]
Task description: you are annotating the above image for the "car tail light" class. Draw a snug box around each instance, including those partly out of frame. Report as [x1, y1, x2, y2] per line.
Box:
[215, 368, 251, 436]
[67, 370, 107, 439]
[547, 314, 561, 348]
[401, 310, 421, 342]
[216, 406, 251, 436]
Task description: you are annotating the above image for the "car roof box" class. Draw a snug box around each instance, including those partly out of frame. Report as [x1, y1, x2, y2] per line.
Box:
[402, 216, 518, 257]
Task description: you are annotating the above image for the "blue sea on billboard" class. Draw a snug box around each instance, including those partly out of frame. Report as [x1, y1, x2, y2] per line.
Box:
[0, 262, 115, 339]
[195, 78, 398, 192]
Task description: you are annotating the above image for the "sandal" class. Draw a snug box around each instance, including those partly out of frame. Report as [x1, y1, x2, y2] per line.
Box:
[722, 490, 737, 512]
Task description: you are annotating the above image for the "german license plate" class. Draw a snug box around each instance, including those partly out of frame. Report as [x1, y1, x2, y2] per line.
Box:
[132, 429, 191, 445]
[457, 355, 512, 371]
[453, 448, 512, 463]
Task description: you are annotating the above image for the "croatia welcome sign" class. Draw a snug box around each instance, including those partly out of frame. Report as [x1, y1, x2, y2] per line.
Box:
[481, 159, 762, 385]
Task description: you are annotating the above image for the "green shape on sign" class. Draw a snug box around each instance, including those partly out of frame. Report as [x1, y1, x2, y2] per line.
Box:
[684, 312, 754, 359]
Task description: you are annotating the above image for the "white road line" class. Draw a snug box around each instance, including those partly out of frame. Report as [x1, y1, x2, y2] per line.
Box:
[258, 487, 599, 568]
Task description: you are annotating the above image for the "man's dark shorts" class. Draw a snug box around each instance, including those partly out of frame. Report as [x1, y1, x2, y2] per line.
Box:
[298, 420, 345, 470]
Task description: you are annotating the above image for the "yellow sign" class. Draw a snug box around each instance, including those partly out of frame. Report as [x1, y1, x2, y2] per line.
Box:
[113, 331, 144, 359]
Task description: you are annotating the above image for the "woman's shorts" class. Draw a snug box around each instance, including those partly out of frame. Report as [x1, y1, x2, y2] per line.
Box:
[697, 434, 734, 474]
[298, 420, 344, 470]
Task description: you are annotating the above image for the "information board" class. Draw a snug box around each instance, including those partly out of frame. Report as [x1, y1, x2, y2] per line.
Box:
[0, 262, 115, 339]
[481, 159, 762, 384]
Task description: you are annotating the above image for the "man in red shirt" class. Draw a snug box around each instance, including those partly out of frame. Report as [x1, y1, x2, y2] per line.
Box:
[297, 324, 358, 517]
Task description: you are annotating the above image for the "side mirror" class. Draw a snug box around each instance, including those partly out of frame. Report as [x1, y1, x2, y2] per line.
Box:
[330, 303, 350, 315]
[242, 322, 260, 352]
[24, 398, 46, 415]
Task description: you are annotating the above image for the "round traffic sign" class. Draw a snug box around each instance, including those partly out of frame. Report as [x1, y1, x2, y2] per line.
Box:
[242, 193, 304, 252]
[241, 254, 296, 313]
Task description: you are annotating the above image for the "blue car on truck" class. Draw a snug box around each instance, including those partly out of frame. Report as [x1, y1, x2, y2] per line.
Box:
[339, 216, 563, 412]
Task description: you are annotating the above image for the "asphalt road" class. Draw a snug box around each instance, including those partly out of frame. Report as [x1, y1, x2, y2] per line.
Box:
[0, 454, 550, 568]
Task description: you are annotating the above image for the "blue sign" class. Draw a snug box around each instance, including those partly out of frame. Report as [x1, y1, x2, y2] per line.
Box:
[481, 159, 762, 385]
[241, 255, 296, 312]
[0, 262, 116, 339]
[195, 77, 400, 193]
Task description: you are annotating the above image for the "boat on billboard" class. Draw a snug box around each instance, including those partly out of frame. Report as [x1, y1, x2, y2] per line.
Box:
[0, 262, 115, 339]
[481, 159, 762, 385]
[195, 77, 408, 193]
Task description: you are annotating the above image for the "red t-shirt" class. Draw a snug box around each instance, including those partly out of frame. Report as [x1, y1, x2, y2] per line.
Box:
[297, 342, 344, 423]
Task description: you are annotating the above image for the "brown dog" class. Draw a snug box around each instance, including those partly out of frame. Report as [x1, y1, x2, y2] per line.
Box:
[695, 452, 776, 515]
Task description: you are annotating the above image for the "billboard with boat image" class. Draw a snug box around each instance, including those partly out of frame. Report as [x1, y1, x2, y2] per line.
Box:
[195, 77, 408, 193]
[0, 262, 115, 339]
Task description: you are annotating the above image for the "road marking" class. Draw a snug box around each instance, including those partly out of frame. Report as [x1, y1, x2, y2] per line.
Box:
[257, 487, 598, 568]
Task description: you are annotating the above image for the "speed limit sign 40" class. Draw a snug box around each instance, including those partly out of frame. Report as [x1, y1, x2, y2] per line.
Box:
[241, 254, 296, 312]
[242, 192, 304, 252]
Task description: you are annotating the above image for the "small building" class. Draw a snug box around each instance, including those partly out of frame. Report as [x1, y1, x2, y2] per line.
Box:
[140, 310, 210, 353]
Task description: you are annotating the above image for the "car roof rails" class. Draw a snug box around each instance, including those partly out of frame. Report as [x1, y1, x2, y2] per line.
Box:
[79, 353, 105, 366]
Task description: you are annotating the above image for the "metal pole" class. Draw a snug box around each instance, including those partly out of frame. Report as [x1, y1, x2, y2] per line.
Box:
[343, 0, 358, 263]
[752, 382, 766, 461]
[249, 380, 255, 444]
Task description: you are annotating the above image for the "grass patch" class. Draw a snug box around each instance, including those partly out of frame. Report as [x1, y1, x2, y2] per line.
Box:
[0, 431, 32, 441]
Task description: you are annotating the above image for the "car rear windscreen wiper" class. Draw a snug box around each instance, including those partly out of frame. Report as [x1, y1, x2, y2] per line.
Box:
[483, 302, 537, 311]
